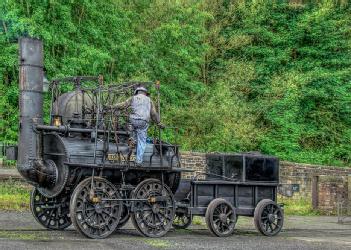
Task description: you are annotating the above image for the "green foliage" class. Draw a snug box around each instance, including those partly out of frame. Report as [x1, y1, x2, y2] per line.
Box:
[202, 0, 351, 166]
[0, 0, 350, 166]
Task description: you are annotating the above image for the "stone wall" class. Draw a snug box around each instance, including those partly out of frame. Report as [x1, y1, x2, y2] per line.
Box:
[180, 152, 207, 179]
[180, 151, 351, 214]
[318, 176, 348, 212]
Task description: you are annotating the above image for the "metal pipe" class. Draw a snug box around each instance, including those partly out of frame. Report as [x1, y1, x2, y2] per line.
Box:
[35, 124, 129, 135]
[156, 81, 163, 167]
[93, 77, 103, 164]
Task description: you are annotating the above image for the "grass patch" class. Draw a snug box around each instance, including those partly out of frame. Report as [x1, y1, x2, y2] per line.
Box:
[278, 197, 319, 216]
[0, 158, 17, 168]
[192, 216, 205, 226]
[0, 180, 31, 211]
[143, 239, 171, 248]
[0, 230, 49, 240]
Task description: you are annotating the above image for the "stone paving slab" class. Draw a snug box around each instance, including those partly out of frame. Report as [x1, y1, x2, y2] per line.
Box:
[0, 168, 21, 180]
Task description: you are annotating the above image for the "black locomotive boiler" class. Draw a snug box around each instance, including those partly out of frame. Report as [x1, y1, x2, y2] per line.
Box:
[13, 37, 284, 239]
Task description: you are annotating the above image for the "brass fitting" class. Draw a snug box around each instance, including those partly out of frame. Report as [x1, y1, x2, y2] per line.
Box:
[148, 197, 156, 203]
[91, 196, 101, 203]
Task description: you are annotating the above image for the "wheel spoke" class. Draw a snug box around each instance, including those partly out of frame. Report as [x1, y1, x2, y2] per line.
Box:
[214, 207, 221, 215]
[268, 223, 274, 232]
[263, 222, 268, 232]
[85, 212, 95, 221]
[159, 212, 173, 221]
[156, 213, 165, 229]
[142, 211, 153, 221]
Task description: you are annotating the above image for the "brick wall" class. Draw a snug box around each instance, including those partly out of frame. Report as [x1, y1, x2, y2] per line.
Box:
[180, 151, 351, 214]
[180, 152, 207, 179]
[318, 176, 348, 211]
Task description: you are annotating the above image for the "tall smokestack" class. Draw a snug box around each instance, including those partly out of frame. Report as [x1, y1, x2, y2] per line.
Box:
[18, 37, 56, 187]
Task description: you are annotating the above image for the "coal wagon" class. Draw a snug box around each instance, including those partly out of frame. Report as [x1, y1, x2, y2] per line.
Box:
[173, 153, 284, 236]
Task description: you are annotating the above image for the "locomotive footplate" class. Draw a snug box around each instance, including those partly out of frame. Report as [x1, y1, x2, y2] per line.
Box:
[64, 161, 194, 172]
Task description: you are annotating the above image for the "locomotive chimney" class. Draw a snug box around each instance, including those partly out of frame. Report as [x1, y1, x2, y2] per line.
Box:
[18, 37, 57, 187]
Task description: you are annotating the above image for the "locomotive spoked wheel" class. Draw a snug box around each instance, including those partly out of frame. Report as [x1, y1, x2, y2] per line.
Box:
[131, 179, 175, 237]
[172, 213, 192, 229]
[30, 188, 71, 230]
[70, 177, 123, 239]
[115, 203, 130, 229]
[205, 198, 236, 237]
[254, 199, 284, 236]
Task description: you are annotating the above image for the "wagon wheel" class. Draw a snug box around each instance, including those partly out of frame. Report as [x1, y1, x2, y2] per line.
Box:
[205, 198, 236, 237]
[70, 177, 123, 239]
[131, 179, 175, 237]
[30, 188, 71, 230]
[254, 199, 284, 236]
[172, 213, 192, 229]
[115, 203, 130, 229]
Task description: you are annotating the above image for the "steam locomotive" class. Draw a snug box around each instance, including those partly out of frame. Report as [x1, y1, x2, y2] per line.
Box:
[17, 37, 183, 238]
[11, 37, 283, 239]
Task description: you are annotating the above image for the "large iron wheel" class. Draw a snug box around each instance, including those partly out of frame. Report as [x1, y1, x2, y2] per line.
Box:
[172, 213, 192, 229]
[205, 198, 236, 237]
[30, 188, 71, 230]
[70, 177, 123, 239]
[131, 179, 175, 237]
[254, 199, 284, 236]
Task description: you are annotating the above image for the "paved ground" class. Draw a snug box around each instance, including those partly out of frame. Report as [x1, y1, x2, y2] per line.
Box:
[0, 168, 20, 181]
[1, 168, 351, 249]
[0, 212, 350, 250]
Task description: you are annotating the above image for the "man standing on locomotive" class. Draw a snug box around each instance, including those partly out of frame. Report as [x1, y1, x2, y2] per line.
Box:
[114, 86, 163, 166]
